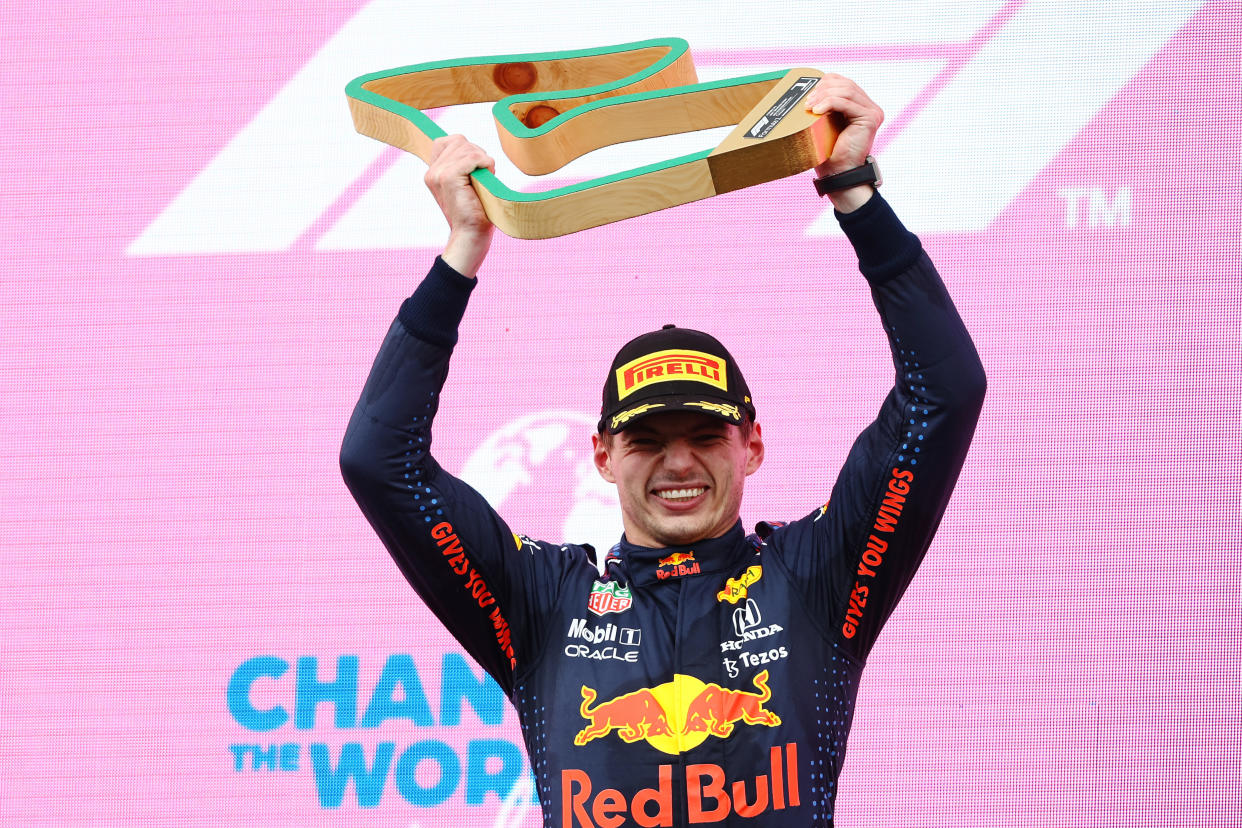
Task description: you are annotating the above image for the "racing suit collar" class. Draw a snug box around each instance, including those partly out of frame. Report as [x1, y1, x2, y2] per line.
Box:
[614, 520, 751, 587]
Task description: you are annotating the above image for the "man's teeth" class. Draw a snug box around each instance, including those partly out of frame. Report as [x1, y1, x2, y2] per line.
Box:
[656, 487, 705, 501]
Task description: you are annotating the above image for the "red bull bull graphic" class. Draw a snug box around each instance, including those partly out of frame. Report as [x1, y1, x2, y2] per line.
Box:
[574, 671, 780, 755]
[561, 742, 801, 827]
[681, 669, 780, 737]
[657, 551, 694, 568]
[656, 551, 700, 580]
[574, 686, 672, 746]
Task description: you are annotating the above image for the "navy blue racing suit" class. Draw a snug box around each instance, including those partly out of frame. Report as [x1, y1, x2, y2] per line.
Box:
[340, 193, 986, 826]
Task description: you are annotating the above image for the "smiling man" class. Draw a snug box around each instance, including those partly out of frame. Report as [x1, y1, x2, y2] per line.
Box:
[341, 76, 985, 826]
[594, 326, 765, 550]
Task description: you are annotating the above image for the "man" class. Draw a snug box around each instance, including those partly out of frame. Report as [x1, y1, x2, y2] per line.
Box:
[341, 76, 985, 826]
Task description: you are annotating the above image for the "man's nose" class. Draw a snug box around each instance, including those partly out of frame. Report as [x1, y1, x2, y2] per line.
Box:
[661, 439, 695, 473]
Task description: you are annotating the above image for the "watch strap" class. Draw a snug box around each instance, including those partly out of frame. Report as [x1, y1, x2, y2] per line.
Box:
[814, 156, 881, 196]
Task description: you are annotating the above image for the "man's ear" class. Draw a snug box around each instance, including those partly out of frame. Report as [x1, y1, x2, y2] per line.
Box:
[592, 432, 616, 483]
[745, 422, 764, 476]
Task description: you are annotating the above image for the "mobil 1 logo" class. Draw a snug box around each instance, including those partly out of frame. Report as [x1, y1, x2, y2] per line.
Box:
[565, 618, 643, 664]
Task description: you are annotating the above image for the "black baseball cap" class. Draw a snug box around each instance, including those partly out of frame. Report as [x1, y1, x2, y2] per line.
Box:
[598, 324, 756, 434]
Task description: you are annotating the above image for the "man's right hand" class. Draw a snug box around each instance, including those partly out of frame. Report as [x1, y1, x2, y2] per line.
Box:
[425, 135, 496, 278]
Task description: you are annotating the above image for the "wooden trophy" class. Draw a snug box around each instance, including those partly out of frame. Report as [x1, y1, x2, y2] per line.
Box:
[346, 37, 838, 239]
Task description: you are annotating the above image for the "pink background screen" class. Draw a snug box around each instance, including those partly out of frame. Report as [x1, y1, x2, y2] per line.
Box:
[3, 1, 1238, 825]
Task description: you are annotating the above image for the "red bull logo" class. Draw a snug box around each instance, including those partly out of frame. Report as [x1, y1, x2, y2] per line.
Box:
[658, 551, 695, 568]
[562, 742, 801, 827]
[656, 551, 700, 580]
[574, 671, 780, 754]
[574, 686, 672, 746]
[681, 669, 780, 737]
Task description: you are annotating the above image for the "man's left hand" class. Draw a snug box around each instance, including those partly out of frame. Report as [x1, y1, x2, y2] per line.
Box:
[805, 75, 884, 212]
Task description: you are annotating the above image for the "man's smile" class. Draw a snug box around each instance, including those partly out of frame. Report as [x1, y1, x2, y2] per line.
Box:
[653, 486, 707, 503]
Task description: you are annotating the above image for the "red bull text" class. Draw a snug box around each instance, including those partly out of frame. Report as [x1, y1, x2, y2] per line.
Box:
[656, 551, 700, 580]
[561, 742, 801, 826]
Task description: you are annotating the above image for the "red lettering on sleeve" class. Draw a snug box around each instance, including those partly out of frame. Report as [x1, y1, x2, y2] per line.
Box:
[427, 521, 516, 671]
[845, 469, 916, 642]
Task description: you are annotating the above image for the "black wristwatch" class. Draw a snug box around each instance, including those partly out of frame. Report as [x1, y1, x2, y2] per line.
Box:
[813, 156, 882, 196]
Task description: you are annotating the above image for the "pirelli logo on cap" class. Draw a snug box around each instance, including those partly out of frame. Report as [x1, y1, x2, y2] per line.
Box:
[615, 349, 727, 400]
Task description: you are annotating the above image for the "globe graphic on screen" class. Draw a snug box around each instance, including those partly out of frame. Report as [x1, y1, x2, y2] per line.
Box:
[459, 410, 623, 562]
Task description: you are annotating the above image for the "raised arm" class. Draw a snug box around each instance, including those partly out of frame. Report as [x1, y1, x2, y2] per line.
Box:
[339, 137, 581, 694]
[767, 79, 986, 661]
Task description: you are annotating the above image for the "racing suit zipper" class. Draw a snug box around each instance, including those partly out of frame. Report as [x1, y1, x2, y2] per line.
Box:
[672, 577, 688, 828]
